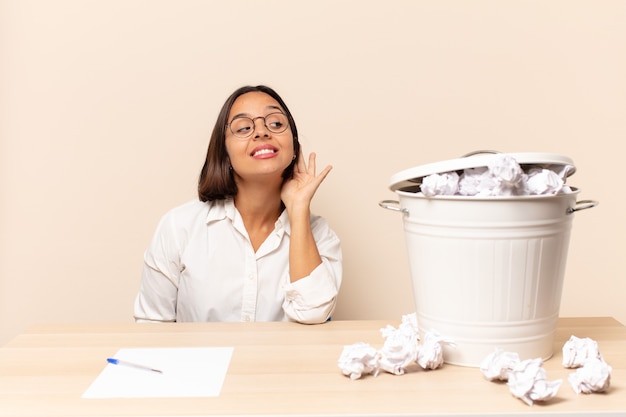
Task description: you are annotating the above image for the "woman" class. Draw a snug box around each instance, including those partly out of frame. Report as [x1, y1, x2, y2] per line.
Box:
[134, 85, 342, 324]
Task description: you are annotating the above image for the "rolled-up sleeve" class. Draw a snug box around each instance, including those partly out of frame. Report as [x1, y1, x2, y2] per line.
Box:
[133, 213, 182, 323]
[282, 217, 342, 324]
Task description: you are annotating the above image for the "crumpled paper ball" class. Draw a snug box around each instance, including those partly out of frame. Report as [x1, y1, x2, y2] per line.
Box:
[337, 342, 379, 380]
[488, 154, 526, 196]
[568, 356, 612, 394]
[480, 349, 520, 381]
[416, 331, 455, 370]
[458, 167, 496, 196]
[507, 358, 562, 406]
[525, 168, 566, 195]
[378, 313, 422, 375]
[562, 335, 602, 368]
[379, 323, 419, 375]
[398, 312, 419, 335]
[421, 171, 459, 196]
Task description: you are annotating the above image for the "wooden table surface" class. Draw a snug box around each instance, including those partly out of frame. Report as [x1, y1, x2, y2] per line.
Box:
[1, 317, 625, 416]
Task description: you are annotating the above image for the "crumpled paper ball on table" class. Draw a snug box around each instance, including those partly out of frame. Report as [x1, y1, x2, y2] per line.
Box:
[338, 313, 454, 379]
[479, 349, 520, 381]
[337, 342, 379, 380]
[562, 335, 612, 394]
[562, 335, 602, 368]
[416, 331, 455, 370]
[568, 356, 612, 394]
[507, 358, 563, 406]
[378, 322, 419, 375]
[480, 334, 612, 405]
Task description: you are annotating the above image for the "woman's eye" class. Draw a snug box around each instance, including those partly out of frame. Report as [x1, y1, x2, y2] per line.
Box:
[266, 114, 287, 131]
[231, 118, 253, 135]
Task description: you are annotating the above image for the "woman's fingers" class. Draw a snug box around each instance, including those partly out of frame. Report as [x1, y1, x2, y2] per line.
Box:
[307, 152, 317, 175]
[294, 150, 332, 188]
[296, 149, 306, 173]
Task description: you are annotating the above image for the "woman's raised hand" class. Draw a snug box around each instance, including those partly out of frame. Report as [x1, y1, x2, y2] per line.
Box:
[281, 150, 332, 211]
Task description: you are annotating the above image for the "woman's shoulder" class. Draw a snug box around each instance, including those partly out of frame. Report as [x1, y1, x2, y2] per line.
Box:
[167, 199, 209, 214]
[160, 199, 227, 227]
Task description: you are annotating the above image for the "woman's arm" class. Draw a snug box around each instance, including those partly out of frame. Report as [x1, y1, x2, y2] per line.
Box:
[281, 151, 342, 323]
[282, 215, 342, 323]
[281, 151, 333, 282]
[133, 213, 182, 322]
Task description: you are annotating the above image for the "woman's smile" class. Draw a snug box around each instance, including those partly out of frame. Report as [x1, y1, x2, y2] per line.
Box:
[251, 144, 278, 159]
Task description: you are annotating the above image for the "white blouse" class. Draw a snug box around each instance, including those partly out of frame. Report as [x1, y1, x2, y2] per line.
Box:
[133, 199, 342, 324]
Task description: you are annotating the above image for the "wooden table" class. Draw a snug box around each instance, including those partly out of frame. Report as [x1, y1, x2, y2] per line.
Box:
[0, 317, 625, 416]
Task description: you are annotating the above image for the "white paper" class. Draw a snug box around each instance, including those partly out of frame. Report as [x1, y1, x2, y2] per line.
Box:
[416, 331, 455, 370]
[568, 356, 612, 394]
[422, 154, 573, 197]
[526, 168, 564, 195]
[337, 342, 380, 380]
[480, 349, 520, 381]
[82, 347, 234, 398]
[562, 335, 602, 368]
[507, 358, 562, 406]
[459, 167, 495, 196]
[379, 324, 419, 375]
[421, 171, 459, 196]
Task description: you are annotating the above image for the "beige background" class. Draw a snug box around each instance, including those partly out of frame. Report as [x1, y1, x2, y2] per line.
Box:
[1, 0, 624, 345]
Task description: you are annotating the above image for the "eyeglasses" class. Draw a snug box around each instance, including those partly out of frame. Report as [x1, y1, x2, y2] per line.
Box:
[227, 112, 289, 139]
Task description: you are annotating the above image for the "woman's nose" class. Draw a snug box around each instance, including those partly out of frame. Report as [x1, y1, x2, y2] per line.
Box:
[253, 117, 270, 139]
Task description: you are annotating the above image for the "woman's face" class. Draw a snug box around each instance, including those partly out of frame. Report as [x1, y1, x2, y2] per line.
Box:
[225, 91, 295, 182]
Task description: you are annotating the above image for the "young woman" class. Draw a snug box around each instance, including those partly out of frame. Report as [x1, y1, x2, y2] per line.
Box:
[134, 85, 342, 324]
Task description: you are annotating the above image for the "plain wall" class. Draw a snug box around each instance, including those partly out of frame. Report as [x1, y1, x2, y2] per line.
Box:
[1, 0, 625, 345]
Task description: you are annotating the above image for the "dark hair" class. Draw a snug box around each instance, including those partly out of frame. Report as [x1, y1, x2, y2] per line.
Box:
[198, 85, 300, 202]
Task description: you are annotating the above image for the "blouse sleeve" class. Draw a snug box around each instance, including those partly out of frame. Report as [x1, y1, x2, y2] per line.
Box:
[282, 215, 342, 324]
[133, 211, 183, 322]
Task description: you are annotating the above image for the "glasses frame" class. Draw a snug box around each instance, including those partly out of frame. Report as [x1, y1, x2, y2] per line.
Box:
[226, 112, 289, 139]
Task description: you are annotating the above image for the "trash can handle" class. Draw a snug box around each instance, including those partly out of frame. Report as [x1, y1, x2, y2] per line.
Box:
[461, 150, 500, 157]
[378, 200, 409, 216]
[567, 200, 599, 214]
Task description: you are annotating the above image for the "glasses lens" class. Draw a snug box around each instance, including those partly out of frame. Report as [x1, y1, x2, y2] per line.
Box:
[265, 113, 288, 133]
[229, 117, 254, 138]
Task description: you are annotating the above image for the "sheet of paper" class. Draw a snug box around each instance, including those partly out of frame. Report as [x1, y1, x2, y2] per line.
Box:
[82, 347, 234, 398]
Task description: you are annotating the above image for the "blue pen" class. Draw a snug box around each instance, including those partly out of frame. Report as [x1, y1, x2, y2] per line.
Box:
[106, 358, 163, 374]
